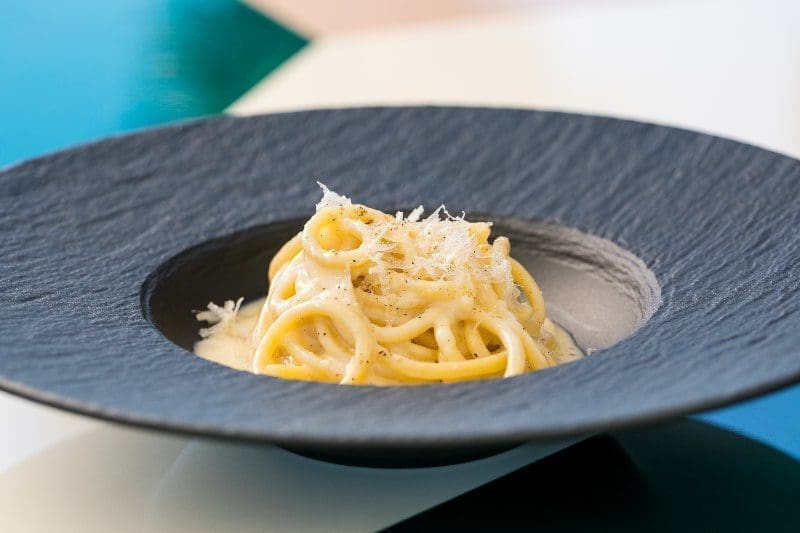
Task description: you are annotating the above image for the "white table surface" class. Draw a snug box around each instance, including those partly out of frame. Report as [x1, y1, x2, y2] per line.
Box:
[2, 0, 799, 530]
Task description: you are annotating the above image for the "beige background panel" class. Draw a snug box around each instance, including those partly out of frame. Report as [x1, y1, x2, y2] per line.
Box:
[232, 0, 800, 158]
[0, 424, 576, 532]
[245, 0, 556, 35]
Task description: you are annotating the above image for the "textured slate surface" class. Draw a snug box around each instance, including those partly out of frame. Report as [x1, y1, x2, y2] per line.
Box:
[1, 107, 799, 458]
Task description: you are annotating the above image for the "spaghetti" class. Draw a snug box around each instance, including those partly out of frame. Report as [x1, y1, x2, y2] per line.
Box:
[195, 185, 581, 385]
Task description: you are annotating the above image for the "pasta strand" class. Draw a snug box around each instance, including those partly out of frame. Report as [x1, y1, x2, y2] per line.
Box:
[195, 186, 582, 385]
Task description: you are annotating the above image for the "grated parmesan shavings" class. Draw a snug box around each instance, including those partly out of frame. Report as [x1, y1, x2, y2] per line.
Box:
[315, 181, 352, 210]
[196, 297, 244, 338]
[314, 183, 512, 290]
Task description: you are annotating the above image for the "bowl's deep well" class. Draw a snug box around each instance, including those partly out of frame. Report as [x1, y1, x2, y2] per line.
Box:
[144, 215, 661, 367]
[143, 214, 660, 466]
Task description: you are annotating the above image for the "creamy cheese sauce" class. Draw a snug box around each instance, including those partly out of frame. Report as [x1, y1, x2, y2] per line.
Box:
[193, 185, 583, 386]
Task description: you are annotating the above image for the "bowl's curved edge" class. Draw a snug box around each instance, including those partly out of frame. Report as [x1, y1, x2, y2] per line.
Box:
[2, 105, 800, 456]
[1, 361, 799, 453]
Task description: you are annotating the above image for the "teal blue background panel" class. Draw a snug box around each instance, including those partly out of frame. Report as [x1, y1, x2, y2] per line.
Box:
[0, 0, 305, 166]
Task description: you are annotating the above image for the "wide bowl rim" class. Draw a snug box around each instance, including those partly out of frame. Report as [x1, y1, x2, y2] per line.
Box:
[1, 105, 799, 453]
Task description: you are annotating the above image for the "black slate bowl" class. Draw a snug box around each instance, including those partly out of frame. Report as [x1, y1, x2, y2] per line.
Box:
[1, 107, 799, 466]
